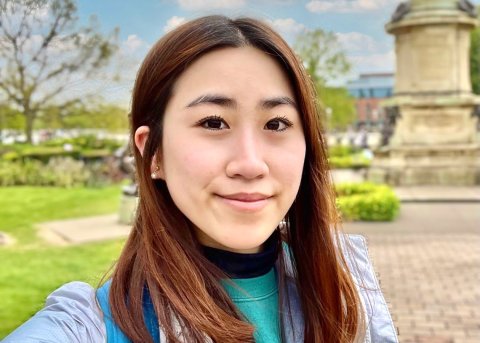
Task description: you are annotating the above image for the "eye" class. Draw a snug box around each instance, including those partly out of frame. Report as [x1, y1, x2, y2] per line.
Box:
[264, 116, 293, 132]
[196, 115, 230, 130]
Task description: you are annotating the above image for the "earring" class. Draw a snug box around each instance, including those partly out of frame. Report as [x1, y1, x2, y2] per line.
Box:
[151, 165, 161, 179]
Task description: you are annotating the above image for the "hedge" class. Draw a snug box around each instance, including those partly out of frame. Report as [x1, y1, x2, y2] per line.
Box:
[1, 146, 117, 163]
[336, 183, 400, 221]
[328, 145, 371, 169]
[0, 157, 124, 188]
[43, 135, 123, 151]
[0, 135, 125, 163]
[329, 145, 355, 157]
[0, 158, 90, 187]
[329, 155, 371, 169]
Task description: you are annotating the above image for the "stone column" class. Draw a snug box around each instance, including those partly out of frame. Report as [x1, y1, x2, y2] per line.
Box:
[370, 0, 480, 185]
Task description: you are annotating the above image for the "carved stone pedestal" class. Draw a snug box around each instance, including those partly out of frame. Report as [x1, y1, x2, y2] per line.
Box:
[370, 143, 480, 185]
[372, 0, 480, 185]
[118, 193, 138, 225]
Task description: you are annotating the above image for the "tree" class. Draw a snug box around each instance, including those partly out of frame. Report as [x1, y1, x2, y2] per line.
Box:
[471, 6, 480, 95]
[294, 29, 354, 130]
[60, 103, 128, 131]
[317, 87, 356, 131]
[0, 104, 25, 143]
[0, 0, 118, 143]
[294, 29, 351, 87]
[34, 101, 128, 131]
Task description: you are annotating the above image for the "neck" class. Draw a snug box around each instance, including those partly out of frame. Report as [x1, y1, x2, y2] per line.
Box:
[201, 230, 280, 278]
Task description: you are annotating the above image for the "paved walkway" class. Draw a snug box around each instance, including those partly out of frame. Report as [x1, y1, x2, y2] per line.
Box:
[37, 214, 130, 245]
[343, 203, 480, 343]
[394, 186, 480, 202]
[36, 188, 480, 342]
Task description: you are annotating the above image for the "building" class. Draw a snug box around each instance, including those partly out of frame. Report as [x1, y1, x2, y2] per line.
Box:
[346, 73, 394, 129]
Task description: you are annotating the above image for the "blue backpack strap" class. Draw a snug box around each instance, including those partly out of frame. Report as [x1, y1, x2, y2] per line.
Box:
[97, 280, 160, 343]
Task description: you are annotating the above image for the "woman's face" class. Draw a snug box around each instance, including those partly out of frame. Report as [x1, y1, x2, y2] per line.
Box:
[138, 46, 306, 253]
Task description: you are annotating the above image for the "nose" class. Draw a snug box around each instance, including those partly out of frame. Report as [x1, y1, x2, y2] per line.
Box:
[225, 129, 269, 180]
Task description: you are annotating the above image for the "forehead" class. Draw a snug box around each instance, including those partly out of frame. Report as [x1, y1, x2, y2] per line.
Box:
[170, 46, 295, 101]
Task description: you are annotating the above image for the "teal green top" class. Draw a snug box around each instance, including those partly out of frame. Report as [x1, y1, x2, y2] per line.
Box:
[222, 267, 280, 343]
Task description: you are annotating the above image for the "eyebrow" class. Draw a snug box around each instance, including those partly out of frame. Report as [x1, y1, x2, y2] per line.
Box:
[261, 96, 297, 110]
[186, 94, 297, 110]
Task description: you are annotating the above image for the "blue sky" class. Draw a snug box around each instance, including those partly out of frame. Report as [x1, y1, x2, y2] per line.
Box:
[74, 0, 480, 105]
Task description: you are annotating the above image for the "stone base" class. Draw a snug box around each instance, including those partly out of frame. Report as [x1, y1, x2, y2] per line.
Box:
[118, 194, 138, 225]
[369, 144, 480, 186]
[388, 100, 479, 146]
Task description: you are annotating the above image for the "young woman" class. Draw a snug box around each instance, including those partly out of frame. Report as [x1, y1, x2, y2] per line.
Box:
[4, 16, 398, 343]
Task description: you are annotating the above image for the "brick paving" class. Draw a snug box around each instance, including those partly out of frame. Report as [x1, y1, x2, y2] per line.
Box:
[343, 203, 480, 343]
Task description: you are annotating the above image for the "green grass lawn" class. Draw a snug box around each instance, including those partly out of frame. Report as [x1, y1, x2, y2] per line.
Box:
[0, 186, 126, 338]
[0, 186, 124, 244]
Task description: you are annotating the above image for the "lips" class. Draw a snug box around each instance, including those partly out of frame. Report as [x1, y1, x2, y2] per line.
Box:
[220, 193, 270, 201]
[216, 193, 271, 212]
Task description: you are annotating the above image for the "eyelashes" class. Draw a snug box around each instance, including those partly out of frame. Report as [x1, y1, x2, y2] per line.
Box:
[265, 115, 293, 132]
[195, 115, 294, 132]
[195, 115, 227, 130]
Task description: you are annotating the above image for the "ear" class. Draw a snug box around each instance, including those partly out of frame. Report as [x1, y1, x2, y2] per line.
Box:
[134, 125, 164, 179]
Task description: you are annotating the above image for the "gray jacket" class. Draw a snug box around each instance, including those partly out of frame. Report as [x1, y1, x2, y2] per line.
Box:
[3, 234, 398, 343]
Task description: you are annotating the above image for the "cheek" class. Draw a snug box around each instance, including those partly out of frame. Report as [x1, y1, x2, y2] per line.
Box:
[163, 138, 221, 185]
[284, 156, 305, 189]
[274, 140, 306, 185]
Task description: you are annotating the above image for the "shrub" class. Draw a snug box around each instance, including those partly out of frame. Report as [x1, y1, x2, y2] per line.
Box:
[0, 158, 91, 187]
[0, 161, 23, 186]
[84, 158, 126, 187]
[329, 155, 371, 169]
[80, 149, 112, 160]
[19, 146, 81, 162]
[44, 135, 123, 152]
[329, 145, 354, 157]
[1, 141, 123, 164]
[1, 151, 20, 161]
[336, 183, 400, 221]
[328, 145, 371, 169]
[45, 157, 92, 187]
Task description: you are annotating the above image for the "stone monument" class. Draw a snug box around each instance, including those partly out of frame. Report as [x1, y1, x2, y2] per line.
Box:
[116, 142, 139, 225]
[371, 0, 480, 185]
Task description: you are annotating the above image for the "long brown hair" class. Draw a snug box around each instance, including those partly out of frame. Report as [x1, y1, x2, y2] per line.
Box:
[109, 15, 363, 343]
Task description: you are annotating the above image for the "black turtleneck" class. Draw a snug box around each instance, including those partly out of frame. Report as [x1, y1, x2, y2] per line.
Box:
[201, 230, 280, 278]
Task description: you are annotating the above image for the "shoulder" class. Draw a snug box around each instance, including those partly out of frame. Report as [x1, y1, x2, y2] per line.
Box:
[340, 234, 399, 343]
[3, 281, 106, 343]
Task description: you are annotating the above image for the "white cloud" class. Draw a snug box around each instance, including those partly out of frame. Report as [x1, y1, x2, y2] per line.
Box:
[334, 32, 394, 73]
[267, 18, 307, 36]
[23, 33, 88, 56]
[265, 18, 307, 43]
[306, 0, 397, 13]
[258, 0, 298, 4]
[121, 34, 148, 53]
[349, 49, 395, 73]
[178, 0, 246, 10]
[326, 49, 395, 86]
[164, 16, 187, 33]
[336, 32, 382, 54]
[6, 2, 50, 26]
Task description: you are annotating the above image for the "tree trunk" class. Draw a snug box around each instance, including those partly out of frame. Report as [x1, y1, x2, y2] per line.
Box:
[25, 111, 34, 144]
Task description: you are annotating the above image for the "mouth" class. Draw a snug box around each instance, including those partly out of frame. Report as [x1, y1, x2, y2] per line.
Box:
[216, 193, 272, 212]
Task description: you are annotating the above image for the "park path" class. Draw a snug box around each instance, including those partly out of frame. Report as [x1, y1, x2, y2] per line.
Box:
[37, 187, 480, 342]
[343, 202, 480, 343]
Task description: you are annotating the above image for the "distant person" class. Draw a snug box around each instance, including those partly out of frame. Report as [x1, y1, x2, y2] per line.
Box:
[356, 124, 368, 150]
[347, 125, 356, 147]
[4, 16, 398, 343]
